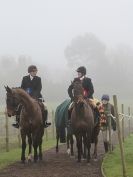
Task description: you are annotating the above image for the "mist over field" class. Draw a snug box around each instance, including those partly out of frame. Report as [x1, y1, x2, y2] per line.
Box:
[0, 0, 133, 109]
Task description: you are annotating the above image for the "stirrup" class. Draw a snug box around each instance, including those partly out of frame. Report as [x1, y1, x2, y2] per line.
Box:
[12, 123, 19, 128]
[44, 122, 51, 128]
[46, 122, 51, 126]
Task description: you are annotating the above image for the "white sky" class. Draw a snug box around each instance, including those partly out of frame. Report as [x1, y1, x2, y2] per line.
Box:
[0, 0, 133, 69]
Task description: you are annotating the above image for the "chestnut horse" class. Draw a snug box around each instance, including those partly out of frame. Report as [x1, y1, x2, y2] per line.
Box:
[5, 86, 44, 163]
[71, 81, 94, 163]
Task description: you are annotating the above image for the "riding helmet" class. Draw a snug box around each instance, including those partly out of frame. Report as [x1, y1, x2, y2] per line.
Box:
[76, 66, 86, 75]
[101, 94, 110, 101]
[28, 65, 38, 73]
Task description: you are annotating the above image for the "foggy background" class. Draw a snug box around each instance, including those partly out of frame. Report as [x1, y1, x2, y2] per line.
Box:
[0, 0, 133, 108]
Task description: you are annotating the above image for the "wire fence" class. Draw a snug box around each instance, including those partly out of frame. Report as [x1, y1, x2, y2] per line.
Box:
[106, 96, 133, 177]
[0, 108, 56, 152]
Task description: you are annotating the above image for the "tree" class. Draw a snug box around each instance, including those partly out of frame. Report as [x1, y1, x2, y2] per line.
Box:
[64, 33, 107, 68]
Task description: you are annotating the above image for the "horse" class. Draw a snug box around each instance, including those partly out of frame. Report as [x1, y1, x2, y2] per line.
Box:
[55, 99, 74, 156]
[5, 86, 44, 163]
[71, 80, 94, 163]
[90, 99, 101, 160]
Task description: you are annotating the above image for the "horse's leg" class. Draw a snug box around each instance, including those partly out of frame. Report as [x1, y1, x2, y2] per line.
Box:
[83, 133, 87, 159]
[33, 134, 39, 163]
[21, 131, 26, 163]
[93, 137, 98, 159]
[27, 133, 32, 162]
[66, 133, 70, 155]
[38, 137, 43, 160]
[93, 127, 100, 159]
[76, 134, 82, 162]
[86, 132, 91, 163]
[70, 134, 74, 156]
[56, 129, 59, 153]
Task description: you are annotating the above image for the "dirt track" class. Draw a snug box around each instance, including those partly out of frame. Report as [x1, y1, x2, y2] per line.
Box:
[0, 133, 106, 177]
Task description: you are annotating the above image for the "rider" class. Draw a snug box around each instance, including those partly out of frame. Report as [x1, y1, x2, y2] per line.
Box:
[12, 65, 51, 128]
[68, 66, 96, 120]
[68, 66, 94, 100]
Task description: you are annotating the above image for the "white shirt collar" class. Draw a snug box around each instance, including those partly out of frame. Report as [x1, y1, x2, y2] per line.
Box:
[80, 76, 85, 81]
[30, 75, 34, 80]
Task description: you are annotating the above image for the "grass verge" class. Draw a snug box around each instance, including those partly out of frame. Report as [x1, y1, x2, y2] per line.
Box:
[102, 134, 133, 177]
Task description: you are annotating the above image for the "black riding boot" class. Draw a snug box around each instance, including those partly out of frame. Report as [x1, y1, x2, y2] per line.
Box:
[43, 110, 51, 128]
[12, 115, 20, 128]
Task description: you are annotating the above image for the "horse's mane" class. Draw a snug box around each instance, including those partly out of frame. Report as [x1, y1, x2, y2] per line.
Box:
[73, 80, 83, 98]
[12, 88, 33, 101]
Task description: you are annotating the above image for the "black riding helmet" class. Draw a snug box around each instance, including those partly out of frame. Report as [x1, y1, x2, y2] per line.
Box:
[28, 65, 38, 73]
[76, 66, 86, 75]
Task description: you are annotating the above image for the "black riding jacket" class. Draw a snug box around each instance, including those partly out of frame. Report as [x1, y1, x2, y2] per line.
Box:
[21, 75, 42, 99]
[68, 77, 94, 99]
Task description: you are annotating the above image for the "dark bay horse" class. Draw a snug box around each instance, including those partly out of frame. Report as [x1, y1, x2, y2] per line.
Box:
[5, 86, 44, 163]
[71, 81, 94, 163]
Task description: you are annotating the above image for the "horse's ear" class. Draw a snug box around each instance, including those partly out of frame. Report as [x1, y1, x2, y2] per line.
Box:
[4, 86, 12, 94]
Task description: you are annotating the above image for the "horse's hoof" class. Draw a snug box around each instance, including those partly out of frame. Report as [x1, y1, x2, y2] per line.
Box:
[82, 158, 86, 161]
[71, 152, 74, 156]
[28, 159, 32, 163]
[21, 160, 25, 164]
[70, 153, 74, 158]
[67, 148, 70, 155]
[87, 159, 90, 163]
[77, 159, 81, 163]
[39, 157, 43, 161]
[93, 158, 98, 162]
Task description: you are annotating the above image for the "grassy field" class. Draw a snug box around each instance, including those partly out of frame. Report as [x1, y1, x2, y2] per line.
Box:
[102, 134, 133, 177]
[0, 138, 56, 170]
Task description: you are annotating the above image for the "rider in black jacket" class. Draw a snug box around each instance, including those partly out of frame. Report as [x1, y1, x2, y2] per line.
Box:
[12, 65, 51, 128]
[67, 66, 100, 125]
[68, 66, 94, 100]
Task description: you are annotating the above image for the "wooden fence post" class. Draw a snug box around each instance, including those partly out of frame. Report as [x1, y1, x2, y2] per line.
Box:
[128, 107, 130, 135]
[121, 104, 125, 142]
[5, 109, 9, 152]
[113, 95, 127, 177]
[52, 110, 55, 139]
[108, 114, 112, 152]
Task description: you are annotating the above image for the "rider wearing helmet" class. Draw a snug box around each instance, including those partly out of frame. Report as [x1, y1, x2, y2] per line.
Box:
[21, 65, 42, 99]
[68, 66, 94, 100]
[67, 66, 95, 121]
[12, 65, 51, 128]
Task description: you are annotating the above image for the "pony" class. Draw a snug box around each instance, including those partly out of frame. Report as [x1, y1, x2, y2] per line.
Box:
[5, 86, 44, 163]
[89, 98, 101, 159]
[71, 80, 94, 163]
[55, 99, 74, 156]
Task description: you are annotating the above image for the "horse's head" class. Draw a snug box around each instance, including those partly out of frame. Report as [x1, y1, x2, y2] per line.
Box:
[72, 79, 86, 110]
[5, 86, 20, 117]
[73, 79, 84, 102]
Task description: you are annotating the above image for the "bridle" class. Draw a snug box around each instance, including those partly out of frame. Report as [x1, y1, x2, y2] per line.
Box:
[6, 94, 20, 114]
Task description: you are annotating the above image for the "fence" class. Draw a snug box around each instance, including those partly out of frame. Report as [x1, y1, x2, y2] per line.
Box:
[0, 108, 56, 152]
[107, 95, 133, 177]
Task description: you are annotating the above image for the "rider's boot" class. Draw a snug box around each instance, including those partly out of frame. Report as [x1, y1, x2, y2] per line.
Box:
[104, 141, 109, 153]
[43, 109, 51, 128]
